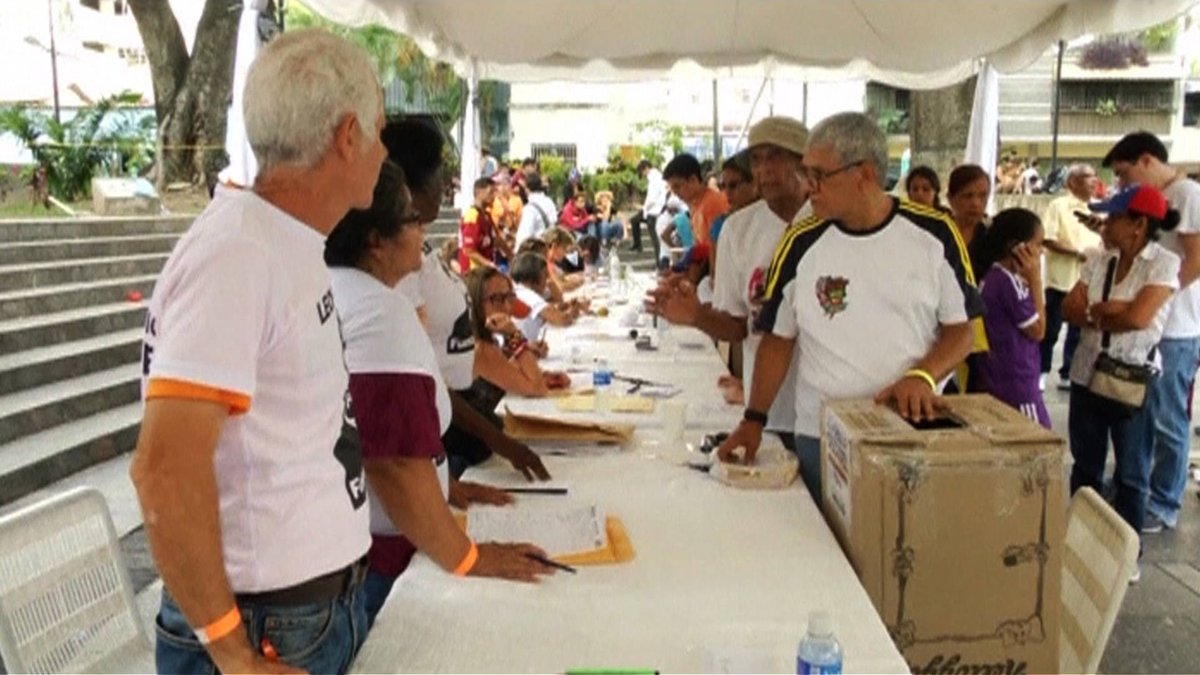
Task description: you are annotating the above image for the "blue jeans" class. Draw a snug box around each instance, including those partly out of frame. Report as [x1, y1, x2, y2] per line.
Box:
[1041, 288, 1081, 379]
[793, 434, 821, 505]
[155, 576, 368, 674]
[590, 220, 623, 243]
[1069, 384, 1156, 536]
[1147, 336, 1200, 526]
[362, 569, 397, 629]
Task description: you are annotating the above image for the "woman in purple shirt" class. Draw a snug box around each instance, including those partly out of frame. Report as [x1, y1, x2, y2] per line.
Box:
[973, 208, 1051, 427]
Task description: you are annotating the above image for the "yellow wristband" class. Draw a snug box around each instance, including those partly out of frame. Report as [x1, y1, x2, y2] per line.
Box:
[195, 606, 241, 645]
[453, 541, 479, 576]
[904, 368, 937, 392]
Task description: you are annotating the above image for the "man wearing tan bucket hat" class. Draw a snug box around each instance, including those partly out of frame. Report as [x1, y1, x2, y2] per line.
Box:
[649, 115, 812, 449]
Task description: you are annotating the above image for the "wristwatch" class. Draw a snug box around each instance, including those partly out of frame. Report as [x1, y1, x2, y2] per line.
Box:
[742, 409, 769, 427]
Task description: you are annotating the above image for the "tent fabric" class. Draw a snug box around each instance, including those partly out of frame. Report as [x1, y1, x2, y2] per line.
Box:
[297, 0, 1192, 88]
[218, 0, 270, 188]
[965, 62, 1001, 212]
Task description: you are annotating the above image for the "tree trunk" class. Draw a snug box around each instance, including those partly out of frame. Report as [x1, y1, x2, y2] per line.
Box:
[909, 77, 978, 187]
[130, 0, 238, 188]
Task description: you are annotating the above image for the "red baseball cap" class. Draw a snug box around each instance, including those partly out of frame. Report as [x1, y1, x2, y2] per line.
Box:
[1092, 184, 1168, 220]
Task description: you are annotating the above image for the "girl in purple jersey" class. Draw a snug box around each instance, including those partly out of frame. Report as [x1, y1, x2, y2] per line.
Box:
[973, 208, 1051, 427]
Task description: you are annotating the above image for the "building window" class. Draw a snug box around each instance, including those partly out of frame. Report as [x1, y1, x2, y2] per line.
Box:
[1059, 80, 1174, 114]
[531, 143, 577, 166]
[1184, 91, 1200, 127]
[865, 82, 910, 134]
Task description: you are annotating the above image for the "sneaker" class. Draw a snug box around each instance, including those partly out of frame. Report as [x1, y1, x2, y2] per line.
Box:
[1056, 377, 1071, 391]
[1142, 513, 1167, 534]
[1038, 374, 1046, 392]
[1130, 565, 1142, 584]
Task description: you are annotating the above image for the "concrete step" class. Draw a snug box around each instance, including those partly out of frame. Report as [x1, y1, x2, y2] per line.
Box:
[0, 301, 146, 356]
[0, 253, 168, 292]
[0, 363, 141, 445]
[0, 451, 142, 538]
[427, 216, 460, 235]
[0, 402, 140, 505]
[0, 234, 179, 266]
[0, 328, 142, 396]
[0, 274, 156, 320]
[0, 216, 192, 242]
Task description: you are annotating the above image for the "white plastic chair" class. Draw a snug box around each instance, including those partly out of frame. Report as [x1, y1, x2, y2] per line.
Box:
[1059, 486, 1140, 674]
[0, 487, 153, 674]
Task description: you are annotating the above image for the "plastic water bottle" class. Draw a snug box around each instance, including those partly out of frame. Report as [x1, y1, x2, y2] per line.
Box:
[592, 357, 613, 412]
[796, 611, 843, 674]
[608, 246, 622, 294]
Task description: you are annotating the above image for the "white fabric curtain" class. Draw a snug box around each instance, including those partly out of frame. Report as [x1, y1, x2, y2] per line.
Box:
[964, 61, 1000, 213]
[218, 0, 270, 187]
[455, 59, 480, 210]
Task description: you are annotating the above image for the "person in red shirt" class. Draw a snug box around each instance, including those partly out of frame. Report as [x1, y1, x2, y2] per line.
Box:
[459, 177, 510, 271]
[663, 153, 729, 247]
[558, 192, 594, 234]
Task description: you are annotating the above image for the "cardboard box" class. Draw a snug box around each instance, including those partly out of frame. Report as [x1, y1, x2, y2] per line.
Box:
[821, 395, 1064, 675]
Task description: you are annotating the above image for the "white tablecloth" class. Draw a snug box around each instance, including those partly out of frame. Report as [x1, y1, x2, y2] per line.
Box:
[350, 276, 909, 674]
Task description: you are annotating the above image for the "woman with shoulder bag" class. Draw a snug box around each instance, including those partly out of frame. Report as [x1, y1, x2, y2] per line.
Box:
[1062, 184, 1181, 544]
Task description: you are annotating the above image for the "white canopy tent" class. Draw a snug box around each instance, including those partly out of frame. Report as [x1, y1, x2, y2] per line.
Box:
[224, 1, 1193, 196]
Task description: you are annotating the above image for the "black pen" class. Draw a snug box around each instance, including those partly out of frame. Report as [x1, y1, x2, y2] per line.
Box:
[524, 552, 577, 574]
[502, 487, 568, 494]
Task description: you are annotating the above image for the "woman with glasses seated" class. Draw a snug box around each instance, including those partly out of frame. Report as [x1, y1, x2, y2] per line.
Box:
[467, 266, 571, 398]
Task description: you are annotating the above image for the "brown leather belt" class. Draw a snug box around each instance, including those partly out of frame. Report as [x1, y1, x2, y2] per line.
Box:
[235, 556, 368, 607]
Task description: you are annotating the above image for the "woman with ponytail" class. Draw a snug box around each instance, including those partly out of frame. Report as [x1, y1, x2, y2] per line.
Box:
[973, 208, 1050, 427]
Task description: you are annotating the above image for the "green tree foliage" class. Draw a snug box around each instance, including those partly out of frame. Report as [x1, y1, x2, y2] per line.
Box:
[0, 91, 154, 201]
[287, 1, 510, 165]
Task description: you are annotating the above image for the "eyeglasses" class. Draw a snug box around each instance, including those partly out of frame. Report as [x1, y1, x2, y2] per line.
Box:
[722, 179, 745, 191]
[800, 160, 865, 189]
[484, 291, 515, 304]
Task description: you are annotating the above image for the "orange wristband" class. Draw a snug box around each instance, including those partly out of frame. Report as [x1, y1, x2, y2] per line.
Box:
[195, 606, 241, 645]
[453, 541, 479, 576]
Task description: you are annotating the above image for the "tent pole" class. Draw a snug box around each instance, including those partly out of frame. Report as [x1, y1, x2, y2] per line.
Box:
[734, 77, 770, 152]
[712, 79, 721, 164]
[1050, 39, 1065, 175]
[801, 82, 808, 126]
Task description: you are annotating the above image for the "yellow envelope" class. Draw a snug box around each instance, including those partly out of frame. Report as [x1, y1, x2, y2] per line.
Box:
[555, 395, 656, 413]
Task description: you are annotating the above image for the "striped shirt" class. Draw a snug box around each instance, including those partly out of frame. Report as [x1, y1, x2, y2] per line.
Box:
[755, 198, 983, 436]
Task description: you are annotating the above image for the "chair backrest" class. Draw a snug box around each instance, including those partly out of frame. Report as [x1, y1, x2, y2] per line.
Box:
[1059, 487, 1139, 674]
[0, 487, 149, 674]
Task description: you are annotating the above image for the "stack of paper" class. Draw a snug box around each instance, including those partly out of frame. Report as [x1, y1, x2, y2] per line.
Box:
[467, 504, 608, 557]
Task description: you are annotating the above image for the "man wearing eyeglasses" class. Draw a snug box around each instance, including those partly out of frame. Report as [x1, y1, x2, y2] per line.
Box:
[649, 116, 812, 450]
[716, 112, 982, 501]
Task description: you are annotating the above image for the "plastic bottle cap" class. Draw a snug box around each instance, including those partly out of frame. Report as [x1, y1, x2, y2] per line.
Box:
[807, 611, 832, 637]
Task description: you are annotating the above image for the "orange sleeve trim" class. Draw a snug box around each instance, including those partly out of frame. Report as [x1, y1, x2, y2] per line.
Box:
[146, 377, 251, 415]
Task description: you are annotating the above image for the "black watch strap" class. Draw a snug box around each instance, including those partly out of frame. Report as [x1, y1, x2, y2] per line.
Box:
[743, 408, 768, 427]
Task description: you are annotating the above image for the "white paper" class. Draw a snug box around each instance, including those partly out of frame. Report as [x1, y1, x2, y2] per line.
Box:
[467, 504, 607, 556]
[484, 479, 571, 493]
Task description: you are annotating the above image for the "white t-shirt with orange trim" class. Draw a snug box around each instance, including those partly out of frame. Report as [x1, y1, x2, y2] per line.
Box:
[141, 186, 370, 593]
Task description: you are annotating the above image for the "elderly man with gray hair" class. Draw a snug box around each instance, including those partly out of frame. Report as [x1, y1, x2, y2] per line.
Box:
[1040, 163, 1101, 391]
[131, 29, 387, 674]
[717, 111, 982, 501]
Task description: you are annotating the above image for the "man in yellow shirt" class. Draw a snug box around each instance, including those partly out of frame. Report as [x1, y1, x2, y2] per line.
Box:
[1040, 164, 1101, 391]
